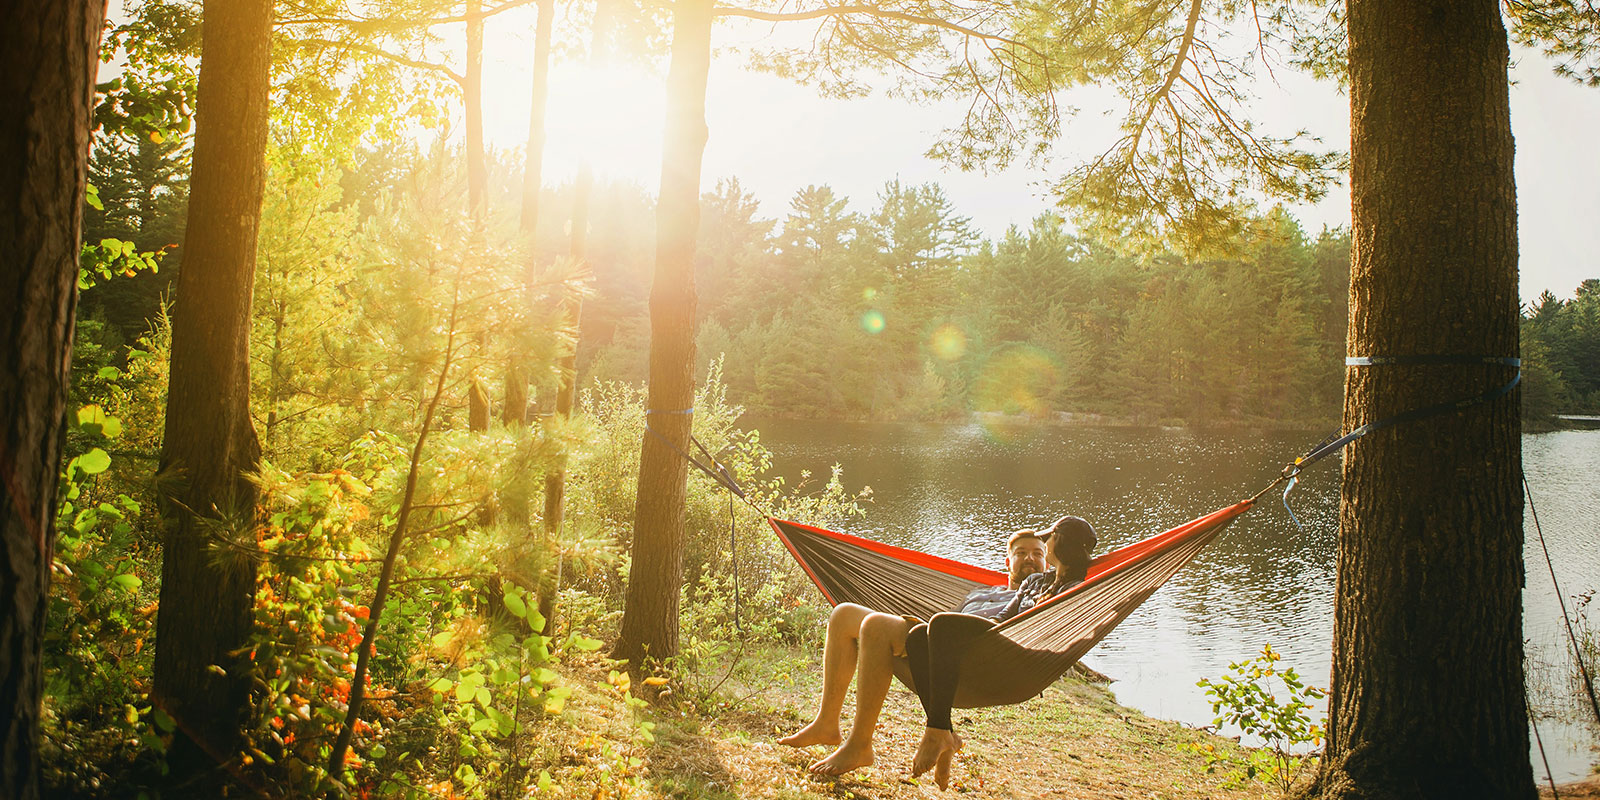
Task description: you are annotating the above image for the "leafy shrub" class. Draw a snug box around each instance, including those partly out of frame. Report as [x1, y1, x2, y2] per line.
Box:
[42, 400, 169, 796]
[1193, 644, 1327, 794]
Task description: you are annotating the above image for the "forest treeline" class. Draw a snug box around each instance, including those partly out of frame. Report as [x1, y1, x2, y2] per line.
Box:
[576, 180, 1355, 425]
[85, 138, 1598, 430]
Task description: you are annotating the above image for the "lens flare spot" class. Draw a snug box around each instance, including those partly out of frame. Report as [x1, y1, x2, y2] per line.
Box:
[861, 310, 886, 334]
[929, 324, 968, 361]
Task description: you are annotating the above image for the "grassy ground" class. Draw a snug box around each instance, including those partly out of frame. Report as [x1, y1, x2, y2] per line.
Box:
[531, 647, 1288, 800]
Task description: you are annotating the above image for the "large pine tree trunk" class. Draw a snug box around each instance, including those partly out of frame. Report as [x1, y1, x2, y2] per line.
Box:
[152, 0, 272, 781]
[1313, 1, 1530, 797]
[614, 0, 713, 667]
[0, 4, 104, 797]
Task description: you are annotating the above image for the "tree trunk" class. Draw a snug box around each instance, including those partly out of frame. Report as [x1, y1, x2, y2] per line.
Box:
[1312, 1, 1529, 797]
[538, 166, 592, 636]
[0, 4, 103, 797]
[613, 0, 712, 667]
[502, 0, 554, 535]
[152, 0, 272, 783]
[519, 0, 554, 234]
[465, 0, 487, 216]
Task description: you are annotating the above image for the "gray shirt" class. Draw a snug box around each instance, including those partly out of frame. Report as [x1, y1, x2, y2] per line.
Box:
[956, 585, 1021, 620]
[998, 570, 1083, 622]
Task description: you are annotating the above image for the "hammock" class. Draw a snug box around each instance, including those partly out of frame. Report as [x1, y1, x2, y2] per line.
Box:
[769, 500, 1253, 709]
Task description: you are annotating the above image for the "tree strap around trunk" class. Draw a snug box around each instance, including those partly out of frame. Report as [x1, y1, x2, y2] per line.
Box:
[1274, 354, 1521, 530]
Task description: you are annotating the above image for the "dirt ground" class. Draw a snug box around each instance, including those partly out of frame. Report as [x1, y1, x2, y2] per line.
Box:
[540, 652, 1596, 800]
[546, 652, 1279, 800]
[1543, 777, 1600, 799]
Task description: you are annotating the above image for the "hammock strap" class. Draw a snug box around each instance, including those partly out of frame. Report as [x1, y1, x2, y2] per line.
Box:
[643, 409, 750, 503]
[1530, 706, 1560, 799]
[1277, 355, 1521, 529]
[643, 410, 753, 635]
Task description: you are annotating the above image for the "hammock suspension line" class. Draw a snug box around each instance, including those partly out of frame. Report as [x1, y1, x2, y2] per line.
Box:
[643, 408, 757, 635]
[1274, 354, 1522, 530]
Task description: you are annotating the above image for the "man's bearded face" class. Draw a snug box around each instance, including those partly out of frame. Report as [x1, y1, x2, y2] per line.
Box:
[1007, 538, 1047, 588]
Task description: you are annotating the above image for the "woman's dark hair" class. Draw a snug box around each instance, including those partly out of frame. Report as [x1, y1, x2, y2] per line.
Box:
[1043, 516, 1096, 585]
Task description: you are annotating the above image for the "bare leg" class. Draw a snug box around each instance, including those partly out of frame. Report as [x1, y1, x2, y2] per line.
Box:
[780, 603, 872, 748]
[810, 612, 909, 776]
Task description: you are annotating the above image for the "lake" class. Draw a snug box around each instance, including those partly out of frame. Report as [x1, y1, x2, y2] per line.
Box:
[748, 417, 1600, 783]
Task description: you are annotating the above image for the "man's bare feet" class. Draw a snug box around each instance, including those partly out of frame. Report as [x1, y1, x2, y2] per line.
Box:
[911, 727, 963, 788]
[808, 740, 874, 776]
[778, 721, 842, 748]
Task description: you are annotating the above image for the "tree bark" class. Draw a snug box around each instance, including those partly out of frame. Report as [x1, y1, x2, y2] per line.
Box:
[519, 0, 554, 234]
[152, 0, 272, 783]
[614, 0, 712, 667]
[499, 0, 554, 537]
[538, 166, 592, 635]
[1312, 1, 1530, 797]
[465, 0, 487, 216]
[0, 4, 104, 797]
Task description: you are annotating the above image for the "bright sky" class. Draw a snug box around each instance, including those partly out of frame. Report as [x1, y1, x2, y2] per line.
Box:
[484, 12, 1598, 303]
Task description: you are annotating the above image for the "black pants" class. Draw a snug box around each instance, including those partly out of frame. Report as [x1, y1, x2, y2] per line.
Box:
[903, 612, 996, 731]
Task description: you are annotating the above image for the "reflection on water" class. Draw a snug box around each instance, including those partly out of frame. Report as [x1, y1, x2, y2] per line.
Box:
[749, 418, 1600, 782]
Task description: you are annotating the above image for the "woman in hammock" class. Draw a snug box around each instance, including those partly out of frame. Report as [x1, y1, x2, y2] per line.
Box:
[904, 515, 1098, 788]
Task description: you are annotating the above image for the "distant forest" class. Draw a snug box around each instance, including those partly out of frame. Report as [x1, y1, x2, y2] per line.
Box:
[80, 139, 1597, 428]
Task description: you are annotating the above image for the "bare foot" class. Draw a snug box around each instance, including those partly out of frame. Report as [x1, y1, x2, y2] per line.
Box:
[911, 727, 961, 786]
[779, 720, 842, 748]
[808, 740, 874, 777]
[933, 740, 960, 790]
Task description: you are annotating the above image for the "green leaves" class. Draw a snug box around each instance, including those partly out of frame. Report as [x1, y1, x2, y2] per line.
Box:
[74, 449, 112, 476]
[78, 236, 164, 290]
[1194, 644, 1326, 793]
[503, 590, 527, 619]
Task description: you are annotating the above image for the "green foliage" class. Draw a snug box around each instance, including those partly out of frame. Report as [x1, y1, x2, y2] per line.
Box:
[643, 182, 1351, 425]
[1192, 644, 1327, 795]
[95, 0, 200, 145]
[43, 400, 168, 794]
[1522, 281, 1600, 418]
[1507, 0, 1600, 87]
[79, 232, 165, 291]
[574, 359, 861, 716]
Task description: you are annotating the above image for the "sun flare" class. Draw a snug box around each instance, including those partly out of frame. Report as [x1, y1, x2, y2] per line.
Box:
[528, 62, 666, 181]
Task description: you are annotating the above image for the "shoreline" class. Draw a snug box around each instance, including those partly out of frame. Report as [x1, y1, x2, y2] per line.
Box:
[741, 409, 1600, 434]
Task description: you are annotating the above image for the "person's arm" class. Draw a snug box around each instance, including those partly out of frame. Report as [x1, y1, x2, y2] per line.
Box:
[997, 571, 1048, 623]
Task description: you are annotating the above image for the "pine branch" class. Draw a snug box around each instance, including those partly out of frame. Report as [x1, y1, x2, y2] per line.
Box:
[294, 36, 466, 85]
[713, 3, 1039, 55]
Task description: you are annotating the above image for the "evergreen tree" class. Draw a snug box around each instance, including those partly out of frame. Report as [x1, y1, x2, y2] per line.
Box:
[153, 0, 273, 782]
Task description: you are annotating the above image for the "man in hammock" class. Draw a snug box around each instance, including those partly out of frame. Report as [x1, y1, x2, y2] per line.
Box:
[778, 526, 1052, 779]
[906, 516, 1097, 788]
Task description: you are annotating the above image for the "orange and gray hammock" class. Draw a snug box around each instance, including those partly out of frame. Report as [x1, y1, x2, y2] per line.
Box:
[644, 354, 1552, 711]
[768, 502, 1252, 708]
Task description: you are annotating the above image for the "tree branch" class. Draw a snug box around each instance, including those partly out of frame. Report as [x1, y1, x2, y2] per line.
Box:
[294, 36, 465, 85]
[713, 3, 1037, 54]
[278, 0, 539, 29]
[1124, 0, 1202, 164]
